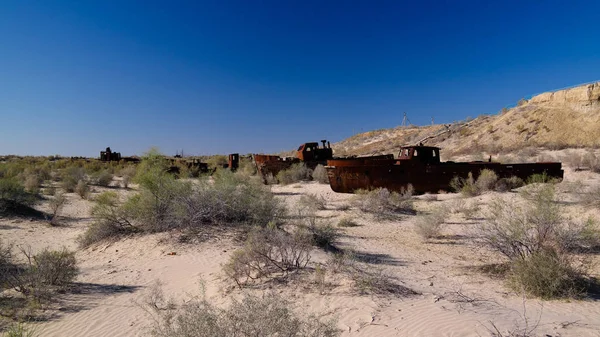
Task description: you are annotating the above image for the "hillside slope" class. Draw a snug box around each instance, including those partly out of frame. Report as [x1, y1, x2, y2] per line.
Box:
[334, 82, 600, 158]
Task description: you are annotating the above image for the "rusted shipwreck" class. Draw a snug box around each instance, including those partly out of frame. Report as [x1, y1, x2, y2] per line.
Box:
[325, 145, 564, 194]
[254, 140, 333, 179]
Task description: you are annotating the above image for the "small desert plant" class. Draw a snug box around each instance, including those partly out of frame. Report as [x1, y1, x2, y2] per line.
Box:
[43, 186, 56, 196]
[351, 269, 417, 296]
[23, 175, 41, 194]
[61, 167, 85, 192]
[78, 191, 138, 247]
[308, 222, 339, 249]
[4, 247, 79, 301]
[48, 192, 66, 226]
[494, 176, 525, 192]
[0, 177, 35, 214]
[223, 226, 312, 287]
[92, 170, 113, 187]
[276, 163, 312, 185]
[526, 172, 558, 185]
[75, 180, 90, 199]
[298, 193, 327, 211]
[509, 249, 585, 299]
[311, 164, 329, 184]
[337, 217, 359, 227]
[451, 169, 498, 197]
[2, 323, 38, 337]
[475, 169, 498, 192]
[482, 185, 599, 298]
[352, 187, 414, 218]
[146, 288, 340, 337]
[31, 247, 79, 286]
[414, 207, 448, 239]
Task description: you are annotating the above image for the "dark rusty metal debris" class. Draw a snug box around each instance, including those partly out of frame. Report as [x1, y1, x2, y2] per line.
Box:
[228, 153, 240, 171]
[100, 147, 121, 161]
[254, 140, 333, 180]
[167, 158, 210, 176]
[326, 145, 564, 194]
[99, 147, 140, 163]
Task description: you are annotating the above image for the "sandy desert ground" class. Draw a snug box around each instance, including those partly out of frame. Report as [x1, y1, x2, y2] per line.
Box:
[2, 163, 600, 337]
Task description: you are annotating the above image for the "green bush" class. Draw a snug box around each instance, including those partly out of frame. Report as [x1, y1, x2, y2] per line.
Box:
[61, 167, 86, 192]
[494, 176, 525, 192]
[78, 192, 138, 247]
[75, 180, 90, 199]
[351, 187, 414, 218]
[298, 193, 327, 212]
[80, 164, 284, 246]
[451, 169, 498, 197]
[337, 217, 359, 227]
[482, 185, 599, 298]
[92, 170, 113, 187]
[312, 164, 329, 184]
[414, 207, 448, 239]
[147, 290, 339, 337]
[2, 323, 38, 337]
[0, 177, 35, 214]
[223, 226, 312, 287]
[32, 248, 79, 286]
[276, 163, 312, 185]
[509, 249, 585, 299]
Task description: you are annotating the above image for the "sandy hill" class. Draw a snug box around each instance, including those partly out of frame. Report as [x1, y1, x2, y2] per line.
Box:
[334, 82, 600, 158]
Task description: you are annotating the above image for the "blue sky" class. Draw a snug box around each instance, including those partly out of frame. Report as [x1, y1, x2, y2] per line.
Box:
[1, 1, 598, 156]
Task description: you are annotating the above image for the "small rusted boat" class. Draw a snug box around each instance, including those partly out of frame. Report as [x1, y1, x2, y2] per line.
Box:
[254, 140, 334, 179]
[325, 145, 564, 194]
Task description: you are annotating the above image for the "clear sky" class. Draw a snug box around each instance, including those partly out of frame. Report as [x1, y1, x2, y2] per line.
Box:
[1, 1, 598, 157]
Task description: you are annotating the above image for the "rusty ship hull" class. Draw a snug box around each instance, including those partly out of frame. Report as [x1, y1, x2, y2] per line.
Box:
[325, 146, 564, 194]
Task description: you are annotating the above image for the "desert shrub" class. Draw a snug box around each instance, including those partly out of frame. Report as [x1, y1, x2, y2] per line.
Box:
[147, 289, 339, 337]
[61, 167, 85, 192]
[23, 175, 41, 194]
[451, 170, 498, 196]
[48, 192, 66, 226]
[0, 177, 35, 214]
[223, 226, 312, 287]
[414, 206, 448, 239]
[3, 247, 78, 301]
[311, 164, 329, 184]
[337, 217, 359, 227]
[308, 222, 339, 249]
[43, 186, 56, 196]
[31, 248, 78, 286]
[351, 269, 417, 296]
[276, 163, 312, 185]
[81, 169, 283, 246]
[517, 98, 527, 106]
[181, 170, 284, 228]
[352, 187, 414, 218]
[2, 323, 38, 337]
[482, 185, 599, 298]
[475, 169, 498, 192]
[298, 193, 327, 212]
[75, 180, 90, 199]
[494, 176, 525, 192]
[78, 192, 138, 247]
[526, 172, 558, 185]
[92, 170, 113, 187]
[509, 249, 585, 299]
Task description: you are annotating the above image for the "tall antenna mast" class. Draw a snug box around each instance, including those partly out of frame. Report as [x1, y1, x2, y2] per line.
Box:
[401, 112, 411, 127]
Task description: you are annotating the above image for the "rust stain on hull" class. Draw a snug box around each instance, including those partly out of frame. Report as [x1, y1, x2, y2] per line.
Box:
[326, 146, 564, 194]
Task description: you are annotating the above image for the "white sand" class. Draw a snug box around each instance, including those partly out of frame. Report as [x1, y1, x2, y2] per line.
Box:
[2, 169, 600, 336]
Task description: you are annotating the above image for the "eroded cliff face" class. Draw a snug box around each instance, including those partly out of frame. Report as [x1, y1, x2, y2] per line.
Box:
[529, 82, 600, 105]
